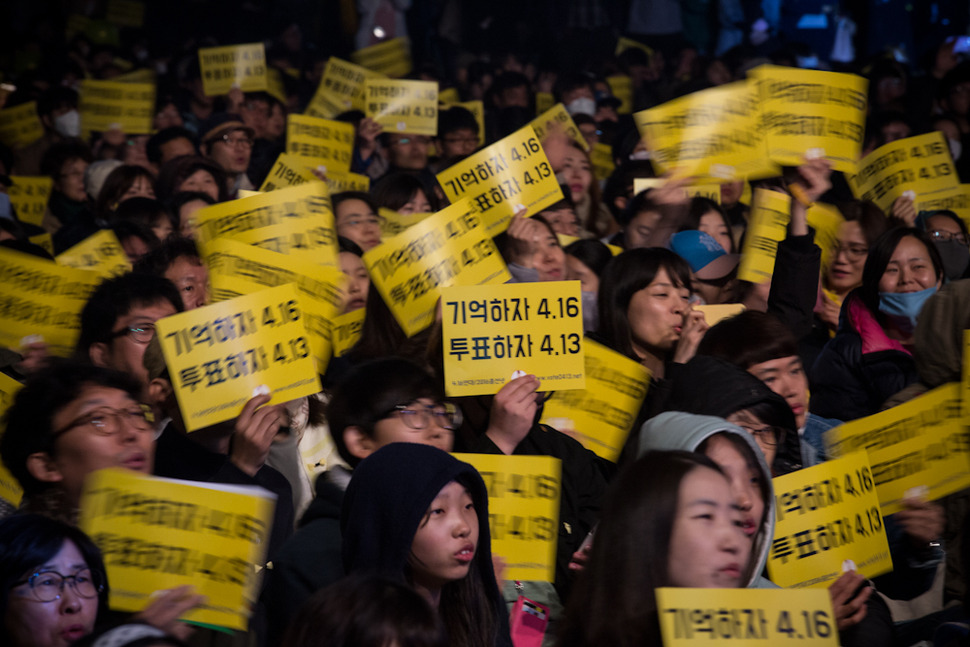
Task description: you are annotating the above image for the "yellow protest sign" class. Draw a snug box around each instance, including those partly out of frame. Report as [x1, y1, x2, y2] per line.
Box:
[529, 103, 588, 151]
[848, 131, 959, 214]
[66, 15, 120, 47]
[768, 452, 892, 588]
[363, 78, 438, 136]
[695, 303, 746, 326]
[590, 142, 614, 181]
[193, 181, 338, 268]
[29, 233, 54, 256]
[331, 308, 365, 357]
[285, 114, 355, 173]
[737, 189, 791, 283]
[0, 247, 102, 357]
[442, 100, 485, 146]
[156, 284, 322, 431]
[79, 468, 274, 630]
[606, 75, 633, 114]
[363, 198, 510, 336]
[0, 372, 25, 507]
[114, 68, 156, 84]
[749, 65, 867, 173]
[8, 176, 53, 227]
[352, 37, 412, 78]
[616, 36, 653, 58]
[439, 87, 460, 104]
[259, 152, 318, 192]
[452, 454, 560, 582]
[540, 338, 648, 461]
[198, 43, 268, 97]
[105, 0, 145, 27]
[325, 170, 371, 193]
[0, 102, 44, 149]
[916, 184, 970, 226]
[656, 587, 837, 646]
[825, 383, 970, 514]
[806, 202, 844, 270]
[56, 230, 130, 277]
[635, 81, 778, 181]
[203, 238, 344, 373]
[535, 92, 555, 116]
[79, 80, 155, 135]
[379, 207, 433, 237]
[633, 178, 722, 203]
[437, 125, 564, 236]
[308, 57, 384, 116]
[442, 281, 585, 397]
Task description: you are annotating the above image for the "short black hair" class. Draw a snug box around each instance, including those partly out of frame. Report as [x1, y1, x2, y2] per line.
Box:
[564, 239, 612, 277]
[437, 106, 479, 138]
[112, 196, 175, 233]
[36, 86, 79, 118]
[326, 358, 443, 468]
[108, 220, 160, 251]
[40, 140, 93, 179]
[75, 272, 183, 357]
[698, 311, 800, 368]
[133, 237, 201, 277]
[146, 127, 198, 164]
[1, 362, 143, 496]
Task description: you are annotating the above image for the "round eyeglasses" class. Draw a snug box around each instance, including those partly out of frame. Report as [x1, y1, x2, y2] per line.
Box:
[382, 402, 462, 431]
[14, 569, 104, 603]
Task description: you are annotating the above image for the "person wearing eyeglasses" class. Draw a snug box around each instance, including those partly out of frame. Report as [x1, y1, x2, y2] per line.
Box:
[917, 209, 970, 280]
[260, 357, 461, 642]
[198, 114, 256, 198]
[75, 273, 183, 396]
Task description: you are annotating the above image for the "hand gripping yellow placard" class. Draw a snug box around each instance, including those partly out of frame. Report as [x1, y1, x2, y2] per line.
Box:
[437, 125, 565, 236]
[749, 65, 867, 173]
[529, 103, 589, 151]
[737, 189, 791, 283]
[352, 37, 412, 78]
[768, 452, 892, 589]
[259, 153, 318, 192]
[364, 78, 438, 136]
[155, 284, 322, 432]
[451, 454, 561, 582]
[79, 468, 275, 630]
[198, 43, 268, 96]
[441, 281, 585, 397]
[308, 57, 384, 116]
[0, 248, 102, 357]
[606, 75, 633, 114]
[825, 383, 970, 515]
[56, 229, 131, 277]
[193, 181, 339, 268]
[363, 198, 511, 337]
[331, 308, 365, 357]
[635, 81, 778, 181]
[0, 102, 44, 149]
[539, 338, 648, 461]
[0, 373, 25, 507]
[79, 80, 155, 135]
[847, 131, 959, 214]
[285, 114, 355, 173]
[656, 588, 838, 646]
[379, 207, 433, 237]
[202, 238, 344, 374]
[7, 176, 53, 227]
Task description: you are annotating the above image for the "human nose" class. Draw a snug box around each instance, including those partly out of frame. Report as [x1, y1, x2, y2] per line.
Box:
[732, 482, 753, 513]
[59, 582, 84, 613]
[453, 512, 472, 537]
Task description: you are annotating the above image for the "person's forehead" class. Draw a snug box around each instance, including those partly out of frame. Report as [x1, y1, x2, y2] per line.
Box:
[118, 299, 177, 324]
[56, 384, 136, 421]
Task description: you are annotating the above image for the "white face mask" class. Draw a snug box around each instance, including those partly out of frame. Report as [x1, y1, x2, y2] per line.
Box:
[566, 97, 596, 117]
[53, 109, 81, 138]
[949, 138, 962, 161]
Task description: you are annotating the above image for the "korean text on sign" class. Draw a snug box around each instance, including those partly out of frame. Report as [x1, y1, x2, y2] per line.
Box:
[259, 153, 318, 192]
[442, 281, 585, 397]
[155, 284, 322, 432]
[198, 43, 268, 96]
[79, 80, 155, 136]
[79, 468, 275, 630]
[351, 37, 412, 78]
[737, 188, 791, 284]
[540, 338, 648, 462]
[363, 78, 438, 135]
[307, 57, 384, 116]
[656, 587, 838, 646]
[56, 229, 131, 278]
[824, 382, 970, 515]
[363, 198, 510, 337]
[0, 101, 44, 149]
[7, 176, 53, 227]
[0, 373, 25, 507]
[768, 452, 892, 589]
[285, 114, 355, 173]
[452, 453, 561, 582]
[437, 125, 564, 236]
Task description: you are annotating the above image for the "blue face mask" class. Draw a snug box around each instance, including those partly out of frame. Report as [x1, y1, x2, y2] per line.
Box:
[877, 286, 937, 336]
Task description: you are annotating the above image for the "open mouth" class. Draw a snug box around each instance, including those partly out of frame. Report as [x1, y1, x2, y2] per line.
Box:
[455, 545, 475, 563]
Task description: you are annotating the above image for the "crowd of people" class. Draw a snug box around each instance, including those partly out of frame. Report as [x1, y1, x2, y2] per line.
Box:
[3, 2, 970, 647]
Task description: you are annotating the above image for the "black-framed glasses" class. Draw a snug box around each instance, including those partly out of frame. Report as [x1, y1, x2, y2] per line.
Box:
[109, 323, 156, 344]
[831, 243, 869, 261]
[382, 402, 462, 431]
[738, 424, 785, 447]
[929, 229, 969, 246]
[53, 404, 154, 438]
[214, 133, 254, 148]
[14, 568, 104, 603]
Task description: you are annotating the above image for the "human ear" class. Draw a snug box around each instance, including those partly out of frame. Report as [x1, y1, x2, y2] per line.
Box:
[148, 378, 173, 407]
[344, 426, 377, 460]
[89, 342, 110, 368]
[26, 452, 64, 484]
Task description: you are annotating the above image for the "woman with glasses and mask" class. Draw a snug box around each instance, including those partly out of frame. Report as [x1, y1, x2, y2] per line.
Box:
[260, 357, 463, 643]
[917, 209, 970, 280]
